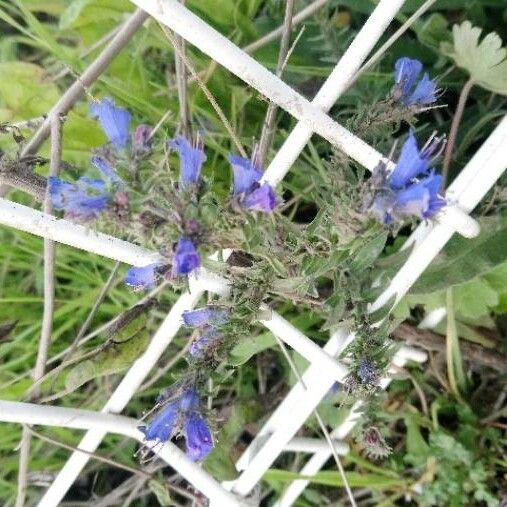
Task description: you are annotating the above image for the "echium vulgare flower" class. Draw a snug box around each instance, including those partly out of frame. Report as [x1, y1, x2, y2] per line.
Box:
[140, 387, 214, 461]
[172, 237, 201, 276]
[90, 97, 132, 150]
[168, 135, 207, 188]
[228, 154, 277, 212]
[370, 130, 446, 224]
[393, 57, 438, 107]
[182, 306, 228, 358]
[49, 156, 124, 222]
[124, 263, 163, 291]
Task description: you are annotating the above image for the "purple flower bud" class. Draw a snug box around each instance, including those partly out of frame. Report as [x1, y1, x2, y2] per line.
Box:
[140, 401, 179, 442]
[90, 98, 131, 150]
[124, 263, 161, 290]
[134, 124, 153, 151]
[91, 156, 123, 186]
[243, 183, 277, 212]
[228, 154, 262, 195]
[49, 176, 109, 222]
[182, 307, 227, 328]
[394, 57, 437, 107]
[185, 413, 214, 461]
[172, 237, 201, 276]
[168, 136, 206, 187]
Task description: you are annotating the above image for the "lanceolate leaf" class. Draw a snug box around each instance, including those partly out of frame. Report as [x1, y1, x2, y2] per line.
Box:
[64, 314, 150, 393]
[409, 215, 507, 295]
[442, 21, 507, 94]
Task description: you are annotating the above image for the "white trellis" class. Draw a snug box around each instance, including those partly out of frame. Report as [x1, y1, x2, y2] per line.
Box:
[0, 1, 506, 506]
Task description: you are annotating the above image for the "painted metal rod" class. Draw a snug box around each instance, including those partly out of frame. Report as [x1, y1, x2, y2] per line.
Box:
[284, 437, 349, 455]
[0, 199, 162, 267]
[0, 401, 244, 507]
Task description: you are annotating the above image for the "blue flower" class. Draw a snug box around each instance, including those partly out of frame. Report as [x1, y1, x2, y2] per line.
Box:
[91, 156, 124, 186]
[49, 176, 109, 221]
[124, 263, 161, 290]
[243, 184, 277, 212]
[229, 154, 263, 195]
[185, 413, 214, 461]
[90, 97, 131, 149]
[168, 136, 206, 187]
[140, 400, 179, 442]
[228, 154, 277, 212]
[180, 388, 200, 411]
[394, 57, 437, 106]
[394, 172, 445, 219]
[182, 307, 227, 328]
[172, 237, 201, 276]
[388, 130, 430, 189]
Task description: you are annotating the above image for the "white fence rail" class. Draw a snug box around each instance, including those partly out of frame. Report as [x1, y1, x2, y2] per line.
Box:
[0, 1, 505, 506]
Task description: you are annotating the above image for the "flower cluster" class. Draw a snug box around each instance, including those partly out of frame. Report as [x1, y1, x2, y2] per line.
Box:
[182, 306, 228, 358]
[49, 156, 125, 222]
[392, 57, 438, 107]
[124, 135, 277, 289]
[369, 130, 446, 224]
[140, 387, 214, 461]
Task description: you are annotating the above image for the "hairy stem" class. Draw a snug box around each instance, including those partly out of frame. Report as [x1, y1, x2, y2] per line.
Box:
[442, 78, 475, 187]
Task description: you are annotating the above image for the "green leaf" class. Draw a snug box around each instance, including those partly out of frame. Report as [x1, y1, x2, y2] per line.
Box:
[410, 215, 507, 295]
[442, 20, 507, 94]
[148, 480, 172, 507]
[348, 230, 388, 273]
[228, 331, 276, 366]
[453, 279, 498, 319]
[264, 469, 407, 489]
[64, 315, 150, 393]
[417, 13, 452, 48]
[59, 0, 92, 29]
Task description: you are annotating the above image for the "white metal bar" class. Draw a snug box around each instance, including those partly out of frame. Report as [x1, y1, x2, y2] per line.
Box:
[0, 199, 162, 266]
[274, 356, 407, 507]
[0, 401, 244, 507]
[283, 438, 349, 455]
